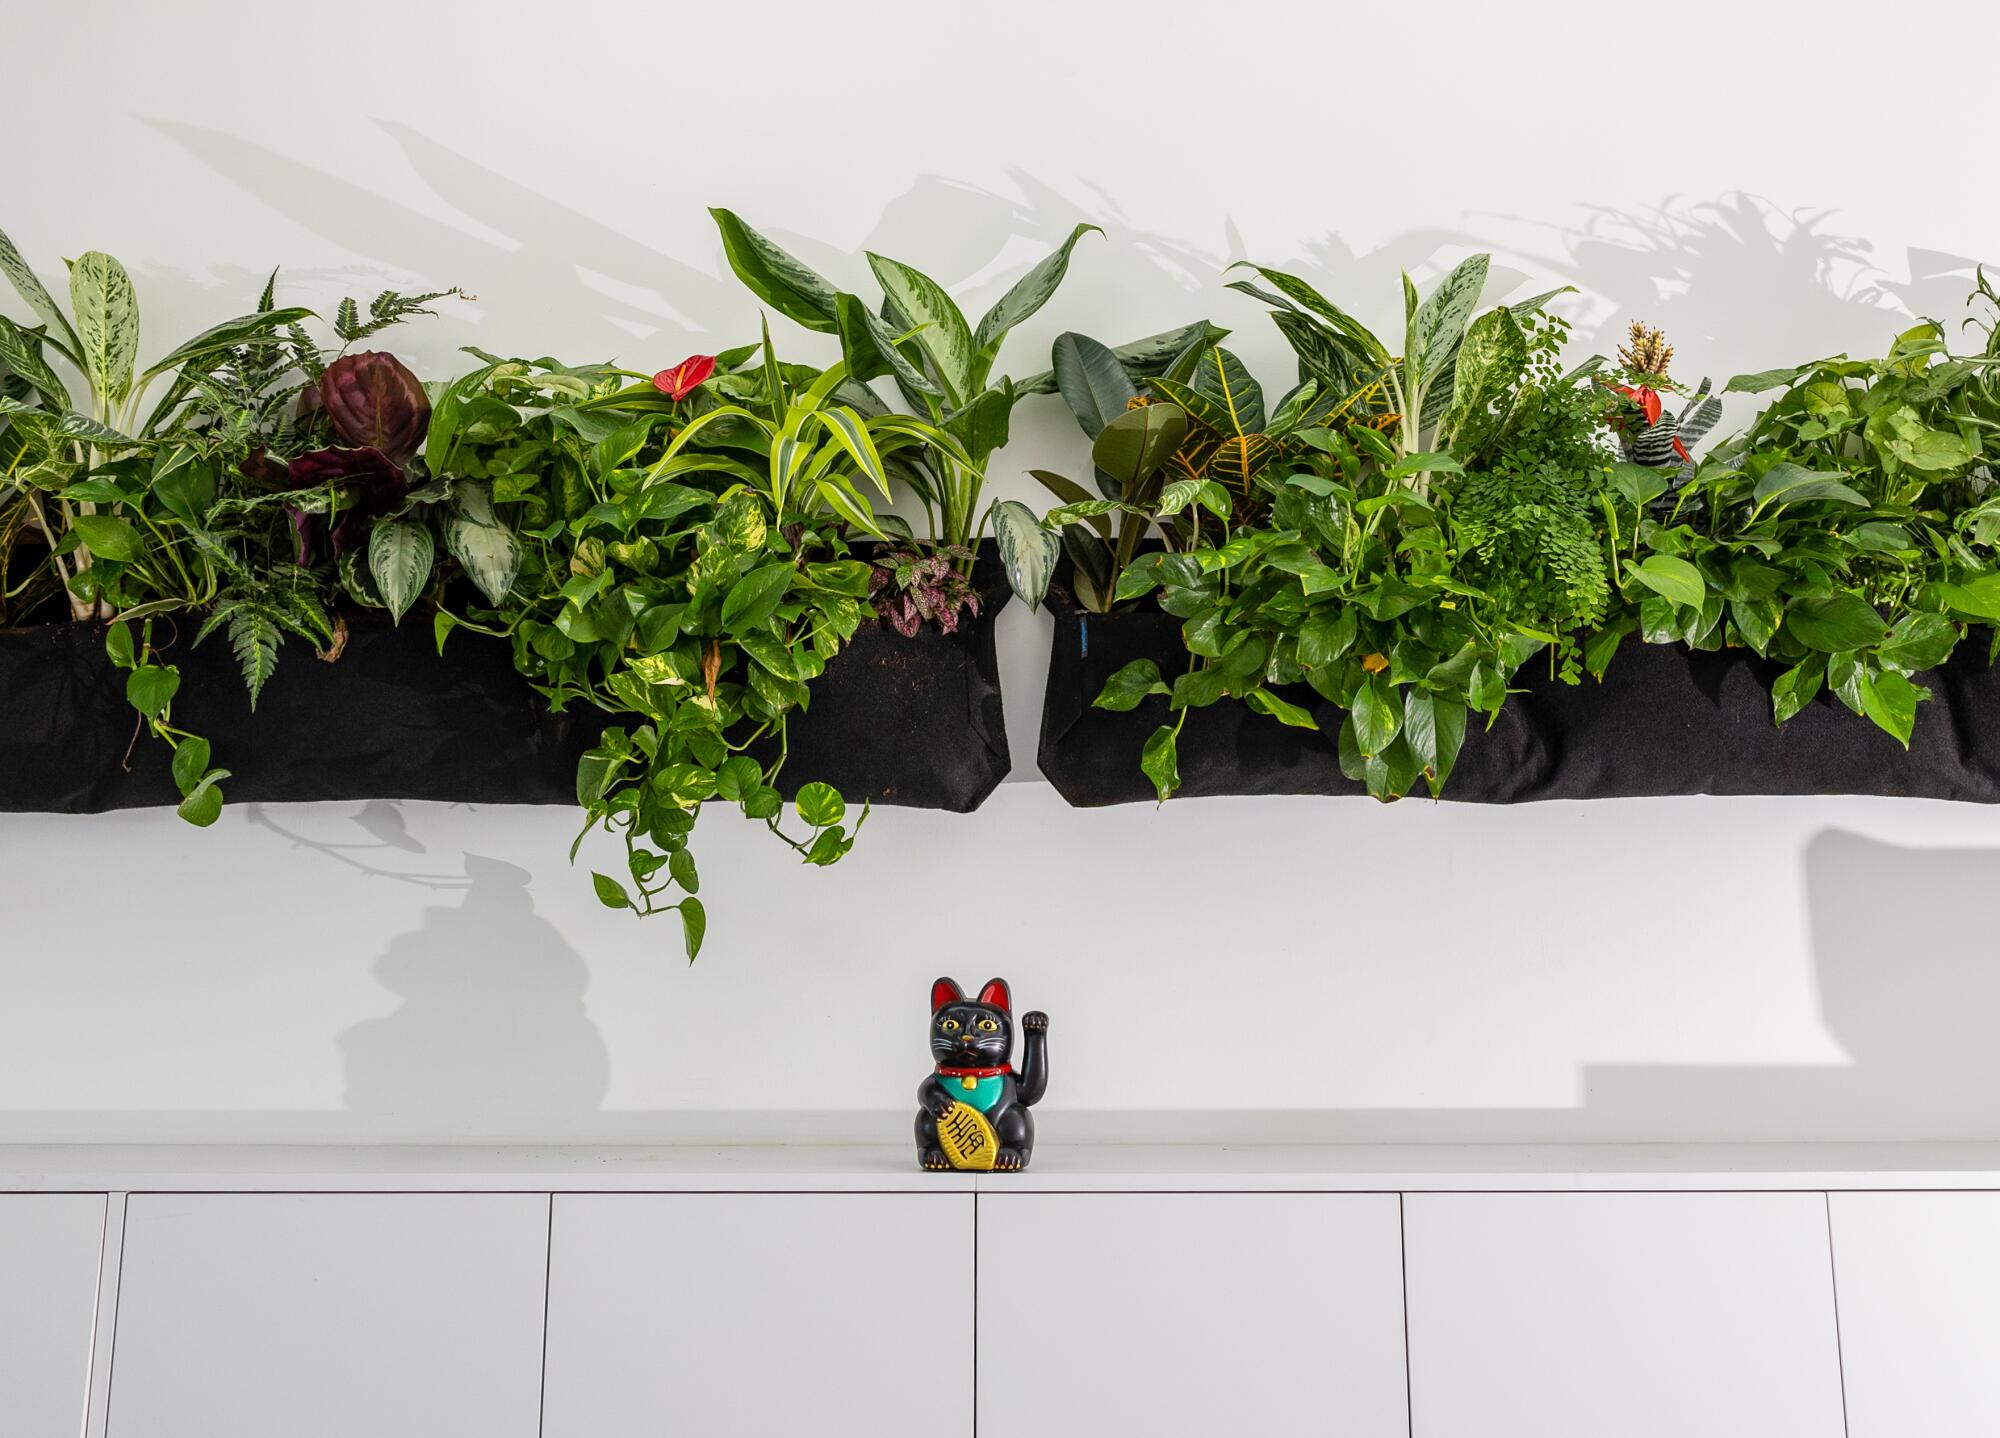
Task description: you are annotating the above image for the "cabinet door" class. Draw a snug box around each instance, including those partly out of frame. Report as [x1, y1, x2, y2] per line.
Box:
[541, 1193, 971, 1438]
[1404, 1192, 1845, 1438]
[107, 1194, 547, 1438]
[0, 1194, 106, 1438]
[976, 1193, 1407, 1438]
[1830, 1191, 2000, 1436]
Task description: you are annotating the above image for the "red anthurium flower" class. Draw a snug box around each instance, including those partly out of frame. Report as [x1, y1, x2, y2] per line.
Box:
[652, 354, 717, 401]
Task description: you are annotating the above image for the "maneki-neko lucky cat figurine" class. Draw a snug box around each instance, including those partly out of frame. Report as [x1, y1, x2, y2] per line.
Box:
[917, 977, 1048, 1172]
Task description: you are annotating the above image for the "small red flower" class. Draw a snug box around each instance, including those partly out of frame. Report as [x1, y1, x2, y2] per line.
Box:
[652, 354, 717, 401]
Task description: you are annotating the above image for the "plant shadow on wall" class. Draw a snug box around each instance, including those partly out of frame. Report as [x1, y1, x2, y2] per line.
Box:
[1465, 194, 1985, 383]
[250, 804, 612, 1132]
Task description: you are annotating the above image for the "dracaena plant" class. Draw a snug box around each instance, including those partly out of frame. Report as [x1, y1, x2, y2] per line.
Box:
[1606, 300, 2000, 748]
[1098, 259, 1607, 802]
[452, 334, 974, 959]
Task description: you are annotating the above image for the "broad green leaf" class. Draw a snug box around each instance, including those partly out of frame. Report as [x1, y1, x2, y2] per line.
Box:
[369, 518, 435, 623]
[1094, 658, 1168, 711]
[721, 562, 795, 633]
[1725, 364, 1812, 394]
[796, 781, 845, 827]
[445, 480, 521, 605]
[679, 897, 707, 961]
[70, 513, 144, 563]
[1609, 462, 1671, 509]
[170, 736, 212, 795]
[991, 498, 1059, 611]
[1933, 573, 2000, 623]
[1628, 554, 1705, 609]
[104, 620, 135, 668]
[1140, 724, 1180, 801]
[1350, 671, 1401, 756]
[1857, 668, 1926, 748]
[68, 251, 139, 405]
[1877, 612, 1958, 674]
[1752, 461, 1868, 509]
[0, 225, 82, 361]
[972, 223, 1100, 361]
[867, 252, 975, 403]
[591, 872, 632, 910]
[1051, 330, 1139, 439]
[709, 208, 839, 332]
[175, 772, 227, 827]
[1244, 688, 1317, 729]
[1772, 654, 1825, 723]
[126, 663, 179, 719]
[1092, 403, 1188, 494]
[1786, 593, 1888, 652]
[1298, 608, 1358, 668]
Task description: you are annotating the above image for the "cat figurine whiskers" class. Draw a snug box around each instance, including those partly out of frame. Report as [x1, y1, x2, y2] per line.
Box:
[916, 977, 1048, 1172]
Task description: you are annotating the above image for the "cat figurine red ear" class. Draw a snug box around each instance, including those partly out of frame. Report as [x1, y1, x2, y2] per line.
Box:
[916, 976, 1048, 1173]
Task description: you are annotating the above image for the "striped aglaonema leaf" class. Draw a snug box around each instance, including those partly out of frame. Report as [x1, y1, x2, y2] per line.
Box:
[369, 517, 434, 623]
[970, 223, 1102, 367]
[991, 498, 1060, 611]
[1408, 253, 1491, 389]
[0, 313, 71, 408]
[68, 251, 140, 406]
[1439, 305, 1527, 444]
[445, 480, 521, 605]
[710, 209, 840, 333]
[866, 252, 975, 405]
[0, 225, 82, 364]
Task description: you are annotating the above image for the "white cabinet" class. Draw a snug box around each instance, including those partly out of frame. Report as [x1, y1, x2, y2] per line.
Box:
[106, 1194, 548, 1438]
[975, 1193, 1408, 1438]
[1830, 1191, 2000, 1437]
[1403, 1192, 1846, 1438]
[540, 1192, 971, 1438]
[0, 1194, 105, 1438]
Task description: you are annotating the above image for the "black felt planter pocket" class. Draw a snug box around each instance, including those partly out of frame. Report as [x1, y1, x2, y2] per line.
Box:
[1, 545, 1013, 815]
[1034, 580, 1549, 807]
[1503, 641, 2000, 802]
[1033, 574, 2000, 806]
[751, 543, 1012, 813]
[0, 617, 591, 814]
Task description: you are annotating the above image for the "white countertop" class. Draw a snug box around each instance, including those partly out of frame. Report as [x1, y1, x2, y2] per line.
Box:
[6, 1142, 2000, 1193]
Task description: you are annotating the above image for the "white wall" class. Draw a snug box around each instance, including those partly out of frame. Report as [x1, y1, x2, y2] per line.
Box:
[5, 0, 1997, 1145]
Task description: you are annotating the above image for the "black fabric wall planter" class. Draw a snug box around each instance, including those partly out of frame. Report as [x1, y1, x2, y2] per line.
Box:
[1036, 576, 2000, 806]
[1036, 579, 1548, 806]
[0, 546, 1012, 816]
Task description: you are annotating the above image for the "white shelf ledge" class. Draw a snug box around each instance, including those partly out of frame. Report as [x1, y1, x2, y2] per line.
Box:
[5, 1141, 2000, 1194]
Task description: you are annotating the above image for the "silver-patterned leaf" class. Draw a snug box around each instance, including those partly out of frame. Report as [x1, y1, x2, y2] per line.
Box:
[0, 225, 82, 362]
[866, 252, 974, 405]
[445, 480, 521, 605]
[0, 314, 70, 408]
[991, 498, 1060, 611]
[971, 223, 1101, 362]
[1409, 253, 1490, 385]
[368, 517, 434, 623]
[68, 251, 139, 406]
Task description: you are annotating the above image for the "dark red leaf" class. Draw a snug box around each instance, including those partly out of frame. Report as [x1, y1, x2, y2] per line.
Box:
[318, 352, 430, 463]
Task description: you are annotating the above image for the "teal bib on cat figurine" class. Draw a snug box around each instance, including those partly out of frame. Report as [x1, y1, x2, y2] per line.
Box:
[916, 977, 1049, 1173]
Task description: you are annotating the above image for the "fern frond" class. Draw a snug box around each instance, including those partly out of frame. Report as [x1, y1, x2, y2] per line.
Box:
[228, 606, 282, 709]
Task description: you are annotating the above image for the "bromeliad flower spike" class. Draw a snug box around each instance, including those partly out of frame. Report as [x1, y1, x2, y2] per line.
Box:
[917, 978, 1049, 1173]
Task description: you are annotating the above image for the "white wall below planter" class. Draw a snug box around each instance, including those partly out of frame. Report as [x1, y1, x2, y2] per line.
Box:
[4, 0, 1998, 1146]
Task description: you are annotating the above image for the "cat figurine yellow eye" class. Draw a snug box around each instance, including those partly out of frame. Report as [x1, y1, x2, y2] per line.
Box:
[917, 977, 1049, 1172]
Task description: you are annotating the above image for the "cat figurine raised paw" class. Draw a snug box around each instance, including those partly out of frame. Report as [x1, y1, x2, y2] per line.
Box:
[916, 977, 1048, 1173]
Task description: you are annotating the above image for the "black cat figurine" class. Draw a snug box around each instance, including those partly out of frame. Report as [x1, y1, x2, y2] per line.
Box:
[916, 977, 1048, 1172]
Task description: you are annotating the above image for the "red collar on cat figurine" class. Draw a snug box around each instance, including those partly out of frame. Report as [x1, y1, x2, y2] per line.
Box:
[936, 1063, 1013, 1078]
